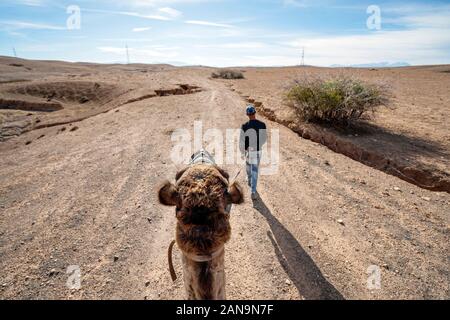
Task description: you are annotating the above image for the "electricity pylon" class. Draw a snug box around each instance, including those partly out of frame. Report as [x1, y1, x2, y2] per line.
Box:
[300, 47, 305, 67]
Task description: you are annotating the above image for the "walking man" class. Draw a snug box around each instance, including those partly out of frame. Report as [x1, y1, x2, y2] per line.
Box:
[240, 105, 267, 200]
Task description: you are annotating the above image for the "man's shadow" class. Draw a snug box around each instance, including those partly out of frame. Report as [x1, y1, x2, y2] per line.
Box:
[252, 193, 344, 300]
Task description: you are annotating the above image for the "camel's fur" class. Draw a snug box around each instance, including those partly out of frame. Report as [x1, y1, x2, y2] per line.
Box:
[158, 164, 243, 300]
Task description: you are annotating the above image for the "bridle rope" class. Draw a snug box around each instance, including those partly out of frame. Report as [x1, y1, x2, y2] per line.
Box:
[168, 241, 224, 282]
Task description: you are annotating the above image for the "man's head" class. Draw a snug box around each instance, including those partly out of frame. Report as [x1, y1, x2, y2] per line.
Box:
[246, 105, 256, 120]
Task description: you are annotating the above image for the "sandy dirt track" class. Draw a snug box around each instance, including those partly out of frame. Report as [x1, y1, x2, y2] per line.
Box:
[0, 59, 449, 300]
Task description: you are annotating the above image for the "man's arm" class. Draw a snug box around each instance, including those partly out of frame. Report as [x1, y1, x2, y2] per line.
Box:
[259, 123, 267, 147]
[239, 126, 246, 156]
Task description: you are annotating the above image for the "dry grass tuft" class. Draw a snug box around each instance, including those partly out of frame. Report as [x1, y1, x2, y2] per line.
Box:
[211, 69, 244, 80]
[285, 75, 390, 125]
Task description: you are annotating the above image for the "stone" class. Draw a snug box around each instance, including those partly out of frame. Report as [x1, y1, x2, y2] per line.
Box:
[48, 269, 58, 277]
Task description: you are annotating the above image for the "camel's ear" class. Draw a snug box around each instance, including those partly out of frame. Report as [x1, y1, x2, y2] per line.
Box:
[175, 168, 188, 181]
[158, 181, 178, 206]
[228, 182, 244, 204]
[216, 167, 230, 180]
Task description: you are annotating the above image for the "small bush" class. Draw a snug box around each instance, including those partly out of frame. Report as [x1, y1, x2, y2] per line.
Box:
[285, 76, 388, 125]
[211, 69, 244, 80]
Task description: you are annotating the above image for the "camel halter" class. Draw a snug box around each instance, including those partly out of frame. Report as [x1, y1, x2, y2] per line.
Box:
[190, 149, 216, 166]
[168, 240, 224, 282]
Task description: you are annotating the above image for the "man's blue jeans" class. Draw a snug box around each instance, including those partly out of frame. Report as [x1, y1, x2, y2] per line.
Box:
[246, 151, 262, 194]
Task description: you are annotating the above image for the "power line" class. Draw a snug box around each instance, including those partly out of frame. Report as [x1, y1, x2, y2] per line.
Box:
[125, 44, 130, 64]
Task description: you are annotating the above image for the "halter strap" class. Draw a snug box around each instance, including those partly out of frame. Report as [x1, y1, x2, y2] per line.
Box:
[184, 246, 225, 262]
[190, 149, 216, 166]
[168, 242, 225, 282]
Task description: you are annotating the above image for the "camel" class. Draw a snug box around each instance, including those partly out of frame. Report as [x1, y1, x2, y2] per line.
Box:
[158, 150, 243, 300]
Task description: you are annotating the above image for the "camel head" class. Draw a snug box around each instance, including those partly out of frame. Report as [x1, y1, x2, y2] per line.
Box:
[158, 164, 243, 256]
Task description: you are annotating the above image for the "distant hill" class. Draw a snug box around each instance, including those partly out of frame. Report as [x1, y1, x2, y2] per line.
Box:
[330, 62, 411, 68]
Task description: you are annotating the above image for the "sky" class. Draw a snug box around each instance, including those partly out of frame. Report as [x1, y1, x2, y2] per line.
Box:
[0, 0, 450, 67]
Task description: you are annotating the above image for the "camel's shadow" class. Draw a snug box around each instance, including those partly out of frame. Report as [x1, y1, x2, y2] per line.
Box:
[252, 193, 344, 300]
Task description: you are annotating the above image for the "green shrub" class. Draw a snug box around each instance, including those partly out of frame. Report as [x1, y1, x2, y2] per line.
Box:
[285, 76, 388, 125]
[211, 69, 244, 79]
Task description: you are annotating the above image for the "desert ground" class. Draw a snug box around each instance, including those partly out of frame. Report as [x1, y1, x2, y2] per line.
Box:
[0, 56, 449, 300]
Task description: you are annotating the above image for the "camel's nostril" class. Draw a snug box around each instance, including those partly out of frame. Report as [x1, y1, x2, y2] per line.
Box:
[192, 206, 211, 214]
[190, 206, 216, 225]
[191, 225, 209, 237]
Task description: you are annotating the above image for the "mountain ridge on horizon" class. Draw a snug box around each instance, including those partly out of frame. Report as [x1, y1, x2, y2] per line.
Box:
[330, 62, 411, 68]
[0, 55, 432, 69]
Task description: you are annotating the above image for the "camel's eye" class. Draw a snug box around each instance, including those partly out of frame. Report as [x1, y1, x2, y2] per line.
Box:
[176, 207, 190, 220]
[224, 190, 233, 203]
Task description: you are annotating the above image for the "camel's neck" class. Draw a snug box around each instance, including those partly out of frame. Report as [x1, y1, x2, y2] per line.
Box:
[181, 250, 226, 300]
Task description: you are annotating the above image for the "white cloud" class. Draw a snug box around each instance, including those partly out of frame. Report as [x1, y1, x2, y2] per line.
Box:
[124, 0, 215, 7]
[98, 37, 154, 42]
[8, 31, 25, 36]
[116, 11, 171, 21]
[196, 42, 266, 49]
[158, 7, 182, 18]
[284, 27, 450, 66]
[382, 3, 450, 14]
[242, 55, 299, 66]
[97, 45, 179, 60]
[283, 0, 309, 8]
[185, 20, 235, 28]
[132, 27, 152, 32]
[385, 12, 450, 29]
[98, 46, 127, 54]
[83, 8, 182, 21]
[0, 20, 65, 30]
[12, 0, 45, 6]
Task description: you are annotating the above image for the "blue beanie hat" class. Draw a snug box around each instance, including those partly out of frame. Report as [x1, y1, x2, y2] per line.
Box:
[246, 105, 256, 115]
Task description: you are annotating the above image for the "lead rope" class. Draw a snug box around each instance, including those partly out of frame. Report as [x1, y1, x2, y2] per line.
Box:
[230, 168, 242, 186]
[168, 241, 227, 281]
[168, 240, 177, 281]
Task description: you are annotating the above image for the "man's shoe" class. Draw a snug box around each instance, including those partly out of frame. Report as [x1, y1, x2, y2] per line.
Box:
[251, 193, 257, 200]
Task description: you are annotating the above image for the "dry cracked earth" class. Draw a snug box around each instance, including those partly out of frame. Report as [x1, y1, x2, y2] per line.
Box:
[0, 57, 449, 300]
